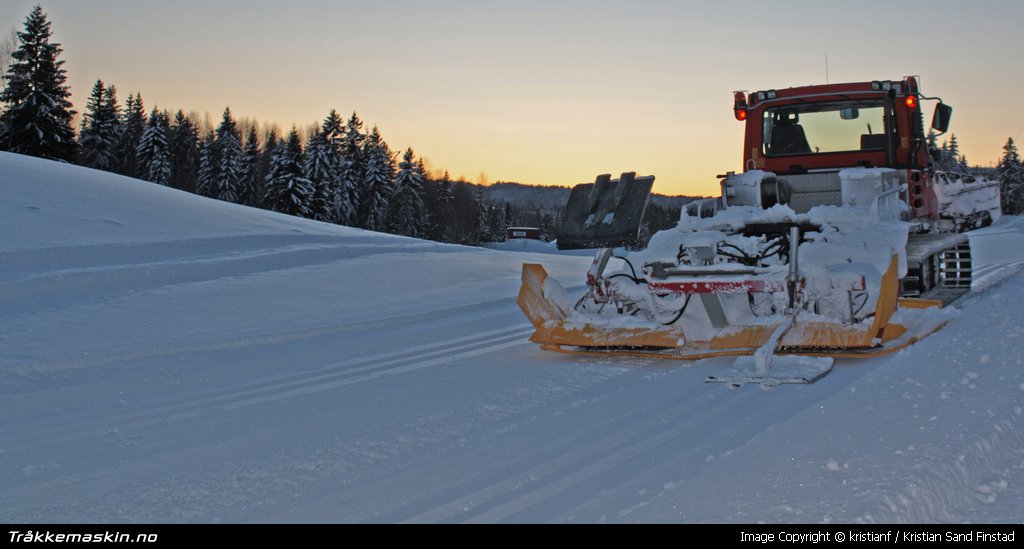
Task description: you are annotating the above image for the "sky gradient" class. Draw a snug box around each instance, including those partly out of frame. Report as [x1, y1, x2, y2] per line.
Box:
[2, 0, 1022, 196]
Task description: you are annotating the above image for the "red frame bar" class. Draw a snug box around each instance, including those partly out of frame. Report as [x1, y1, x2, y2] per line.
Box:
[648, 279, 788, 294]
[648, 275, 864, 295]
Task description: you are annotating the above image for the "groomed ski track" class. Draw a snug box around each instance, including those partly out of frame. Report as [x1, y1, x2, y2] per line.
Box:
[1, 152, 1022, 523]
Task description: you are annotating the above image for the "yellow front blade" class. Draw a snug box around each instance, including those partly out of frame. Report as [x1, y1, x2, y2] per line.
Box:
[517, 263, 568, 329]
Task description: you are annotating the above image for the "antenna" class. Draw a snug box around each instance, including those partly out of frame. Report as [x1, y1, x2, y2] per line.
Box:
[825, 53, 829, 84]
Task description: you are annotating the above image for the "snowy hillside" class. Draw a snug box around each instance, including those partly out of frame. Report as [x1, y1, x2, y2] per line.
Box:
[1, 152, 1022, 523]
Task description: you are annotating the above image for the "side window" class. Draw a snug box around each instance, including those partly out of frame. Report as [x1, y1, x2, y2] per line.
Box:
[762, 114, 774, 157]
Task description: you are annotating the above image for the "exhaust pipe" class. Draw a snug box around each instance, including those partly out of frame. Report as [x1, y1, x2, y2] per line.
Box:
[787, 226, 800, 311]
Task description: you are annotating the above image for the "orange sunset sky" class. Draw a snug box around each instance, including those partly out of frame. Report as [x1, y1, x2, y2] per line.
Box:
[2, 0, 1023, 196]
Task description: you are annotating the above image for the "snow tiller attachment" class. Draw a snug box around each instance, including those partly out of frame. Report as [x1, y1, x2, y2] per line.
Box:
[517, 171, 957, 386]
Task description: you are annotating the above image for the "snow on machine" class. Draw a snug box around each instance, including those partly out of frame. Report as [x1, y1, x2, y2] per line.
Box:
[517, 77, 1000, 386]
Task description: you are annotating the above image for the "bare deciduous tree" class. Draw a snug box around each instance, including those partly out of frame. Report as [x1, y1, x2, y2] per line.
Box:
[0, 28, 17, 90]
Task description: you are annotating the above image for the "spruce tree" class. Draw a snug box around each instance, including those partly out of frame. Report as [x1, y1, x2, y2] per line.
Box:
[169, 110, 199, 192]
[303, 128, 334, 221]
[389, 148, 429, 238]
[117, 93, 146, 176]
[431, 171, 455, 242]
[358, 126, 394, 231]
[319, 109, 345, 220]
[539, 212, 555, 241]
[489, 199, 508, 242]
[336, 112, 365, 225]
[101, 86, 122, 142]
[238, 126, 261, 207]
[77, 80, 104, 162]
[941, 134, 964, 173]
[450, 179, 478, 243]
[264, 128, 315, 218]
[78, 80, 121, 170]
[474, 187, 492, 243]
[214, 107, 242, 203]
[258, 129, 278, 197]
[136, 107, 171, 185]
[321, 109, 345, 147]
[196, 131, 216, 197]
[303, 129, 329, 189]
[0, 5, 77, 161]
[997, 137, 1024, 214]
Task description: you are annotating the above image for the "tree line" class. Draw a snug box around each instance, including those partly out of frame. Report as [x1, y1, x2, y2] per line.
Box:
[0, 5, 593, 245]
[6, 6, 1014, 244]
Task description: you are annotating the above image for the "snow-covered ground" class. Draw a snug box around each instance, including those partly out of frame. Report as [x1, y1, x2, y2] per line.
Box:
[483, 238, 592, 256]
[1, 152, 1022, 523]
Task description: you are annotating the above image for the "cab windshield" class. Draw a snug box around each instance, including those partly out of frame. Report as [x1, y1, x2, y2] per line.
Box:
[762, 101, 890, 157]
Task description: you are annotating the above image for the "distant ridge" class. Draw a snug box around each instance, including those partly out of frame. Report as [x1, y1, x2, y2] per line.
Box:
[483, 181, 700, 213]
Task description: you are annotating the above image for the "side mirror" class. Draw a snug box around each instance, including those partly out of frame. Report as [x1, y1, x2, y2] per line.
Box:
[932, 103, 952, 133]
[840, 107, 859, 120]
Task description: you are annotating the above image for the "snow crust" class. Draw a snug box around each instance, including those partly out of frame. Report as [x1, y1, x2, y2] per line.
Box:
[484, 238, 592, 256]
[934, 172, 1002, 226]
